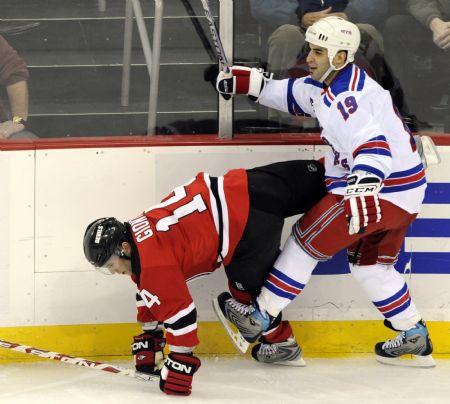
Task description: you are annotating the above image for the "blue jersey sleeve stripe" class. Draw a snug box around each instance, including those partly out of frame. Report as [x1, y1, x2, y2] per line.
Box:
[287, 79, 309, 116]
[388, 163, 423, 178]
[380, 177, 426, 193]
[352, 164, 385, 180]
[326, 181, 347, 191]
[355, 148, 392, 157]
[357, 69, 366, 91]
[304, 77, 323, 88]
[368, 135, 387, 142]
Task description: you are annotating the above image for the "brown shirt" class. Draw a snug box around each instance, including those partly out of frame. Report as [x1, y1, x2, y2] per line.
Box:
[0, 35, 29, 122]
[406, 0, 450, 28]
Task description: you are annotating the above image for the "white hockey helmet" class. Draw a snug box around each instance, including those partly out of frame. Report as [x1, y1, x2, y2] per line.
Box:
[305, 16, 360, 70]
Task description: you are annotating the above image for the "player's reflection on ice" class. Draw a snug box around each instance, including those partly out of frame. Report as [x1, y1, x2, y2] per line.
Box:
[1, 356, 449, 403]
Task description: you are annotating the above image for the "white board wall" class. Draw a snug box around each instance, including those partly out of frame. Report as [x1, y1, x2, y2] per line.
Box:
[0, 144, 448, 327]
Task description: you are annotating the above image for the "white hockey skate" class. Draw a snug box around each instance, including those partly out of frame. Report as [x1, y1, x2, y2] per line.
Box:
[375, 319, 436, 368]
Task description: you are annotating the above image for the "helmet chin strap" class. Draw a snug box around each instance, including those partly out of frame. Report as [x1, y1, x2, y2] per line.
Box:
[317, 49, 350, 83]
[318, 60, 349, 84]
[318, 65, 335, 83]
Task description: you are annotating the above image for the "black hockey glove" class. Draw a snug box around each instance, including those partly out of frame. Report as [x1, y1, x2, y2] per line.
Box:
[159, 352, 201, 396]
[131, 331, 166, 375]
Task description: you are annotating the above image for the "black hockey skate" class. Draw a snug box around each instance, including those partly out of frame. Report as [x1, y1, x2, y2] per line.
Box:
[212, 292, 273, 351]
[375, 319, 435, 368]
[251, 336, 306, 366]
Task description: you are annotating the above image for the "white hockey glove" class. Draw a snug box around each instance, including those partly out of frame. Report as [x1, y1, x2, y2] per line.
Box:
[344, 171, 383, 235]
[216, 66, 271, 102]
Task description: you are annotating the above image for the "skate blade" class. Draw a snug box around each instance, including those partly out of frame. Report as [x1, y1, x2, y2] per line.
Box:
[268, 356, 307, 367]
[376, 353, 436, 368]
[212, 297, 250, 354]
[421, 135, 441, 166]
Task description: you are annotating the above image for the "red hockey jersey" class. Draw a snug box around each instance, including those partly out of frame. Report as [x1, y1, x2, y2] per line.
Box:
[129, 169, 249, 351]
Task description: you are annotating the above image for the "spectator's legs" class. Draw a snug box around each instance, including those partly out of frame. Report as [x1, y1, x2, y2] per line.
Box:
[9, 129, 38, 139]
[383, 15, 429, 117]
[357, 23, 384, 54]
[355, 23, 385, 82]
[267, 24, 305, 79]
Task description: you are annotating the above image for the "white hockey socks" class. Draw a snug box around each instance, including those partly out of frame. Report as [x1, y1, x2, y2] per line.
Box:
[350, 263, 421, 330]
[257, 235, 318, 317]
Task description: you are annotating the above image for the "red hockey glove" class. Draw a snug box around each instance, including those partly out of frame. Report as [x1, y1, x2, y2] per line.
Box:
[159, 352, 201, 396]
[131, 331, 166, 375]
[344, 171, 383, 235]
[216, 66, 270, 102]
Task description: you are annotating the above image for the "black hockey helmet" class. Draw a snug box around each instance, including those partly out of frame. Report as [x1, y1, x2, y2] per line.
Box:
[83, 217, 129, 268]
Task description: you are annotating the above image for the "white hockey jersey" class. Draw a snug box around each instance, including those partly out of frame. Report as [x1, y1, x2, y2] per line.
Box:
[258, 63, 426, 213]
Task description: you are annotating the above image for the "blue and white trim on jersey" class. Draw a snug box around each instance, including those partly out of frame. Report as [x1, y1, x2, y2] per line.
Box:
[287, 79, 311, 116]
[325, 175, 347, 191]
[325, 163, 426, 193]
[352, 163, 386, 180]
[353, 135, 392, 159]
[322, 64, 366, 107]
[381, 163, 426, 193]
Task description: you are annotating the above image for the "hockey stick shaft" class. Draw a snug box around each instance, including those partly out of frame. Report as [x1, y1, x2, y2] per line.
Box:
[0, 339, 158, 382]
[199, 0, 230, 72]
[180, 0, 216, 62]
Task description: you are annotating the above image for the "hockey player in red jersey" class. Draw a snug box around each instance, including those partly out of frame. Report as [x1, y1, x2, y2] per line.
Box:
[83, 159, 327, 395]
[215, 16, 435, 368]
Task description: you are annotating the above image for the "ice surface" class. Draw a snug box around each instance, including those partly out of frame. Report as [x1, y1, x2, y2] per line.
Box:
[1, 356, 449, 404]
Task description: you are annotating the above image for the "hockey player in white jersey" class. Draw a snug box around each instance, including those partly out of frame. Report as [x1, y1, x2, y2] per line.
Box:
[215, 16, 435, 368]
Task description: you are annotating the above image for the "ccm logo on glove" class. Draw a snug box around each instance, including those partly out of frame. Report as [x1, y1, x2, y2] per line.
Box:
[344, 171, 383, 235]
[345, 178, 379, 195]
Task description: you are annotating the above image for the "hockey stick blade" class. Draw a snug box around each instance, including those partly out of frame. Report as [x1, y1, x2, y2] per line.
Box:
[212, 298, 250, 354]
[420, 135, 441, 166]
[0, 339, 158, 382]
